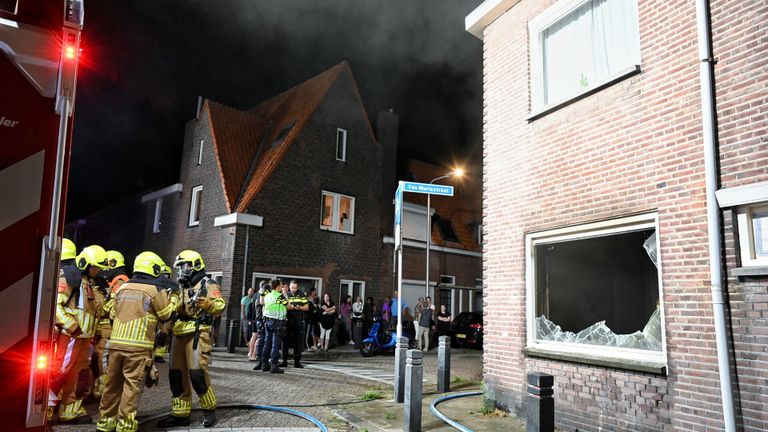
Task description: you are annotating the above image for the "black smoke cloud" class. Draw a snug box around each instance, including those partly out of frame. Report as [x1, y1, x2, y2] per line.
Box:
[68, 0, 483, 218]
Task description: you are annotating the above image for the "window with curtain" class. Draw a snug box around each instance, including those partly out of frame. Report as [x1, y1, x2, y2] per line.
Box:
[530, 0, 640, 111]
[320, 191, 355, 234]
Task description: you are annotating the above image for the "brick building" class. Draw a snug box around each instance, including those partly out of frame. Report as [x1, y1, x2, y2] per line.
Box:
[141, 62, 395, 343]
[381, 159, 483, 317]
[467, 0, 767, 431]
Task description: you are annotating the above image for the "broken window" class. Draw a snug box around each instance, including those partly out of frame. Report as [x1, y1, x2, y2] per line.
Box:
[531, 220, 662, 352]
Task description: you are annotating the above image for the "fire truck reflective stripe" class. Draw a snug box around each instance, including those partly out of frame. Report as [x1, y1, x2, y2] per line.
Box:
[0, 273, 34, 354]
[0, 151, 45, 232]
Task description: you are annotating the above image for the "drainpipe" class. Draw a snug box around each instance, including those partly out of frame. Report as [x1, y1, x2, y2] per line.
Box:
[694, 0, 736, 430]
[242, 225, 250, 297]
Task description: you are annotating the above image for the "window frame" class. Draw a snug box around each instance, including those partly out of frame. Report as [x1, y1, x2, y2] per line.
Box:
[525, 213, 667, 366]
[736, 203, 768, 267]
[340, 279, 366, 304]
[188, 185, 203, 227]
[336, 128, 347, 162]
[197, 139, 204, 166]
[440, 275, 456, 286]
[320, 190, 355, 234]
[528, 0, 641, 118]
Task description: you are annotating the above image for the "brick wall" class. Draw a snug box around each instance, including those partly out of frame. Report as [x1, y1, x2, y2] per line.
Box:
[380, 245, 482, 296]
[236, 73, 384, 306]
[480, 0, 767, 430]
[143, 107, 236, 345]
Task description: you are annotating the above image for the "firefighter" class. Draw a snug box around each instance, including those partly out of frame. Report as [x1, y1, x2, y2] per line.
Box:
[61, 238, 77, 265]
[285, 280, 309, 368]
[153, 264, 173, 363]
[52, 245, 108, 424]
[91, 250, 129, 399]
[156, 250, 226, 428]
[96, 252, 180, 432]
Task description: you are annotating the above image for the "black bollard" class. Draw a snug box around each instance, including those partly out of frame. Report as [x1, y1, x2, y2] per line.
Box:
[227, 319, 239, 353]
[527, 372, 554, 432]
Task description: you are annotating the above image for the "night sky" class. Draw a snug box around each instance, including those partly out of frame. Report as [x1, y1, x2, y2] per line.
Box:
[66, 1, 484, 219]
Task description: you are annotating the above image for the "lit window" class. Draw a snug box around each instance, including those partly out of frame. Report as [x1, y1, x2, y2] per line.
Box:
[529, 0, 640, 112]
[152, 198, 163, 233]
[197, 140, 204, 166]
[737, 204, 768, 266]
[189, 185, 203, 227]
[526, 214, 665, 363]
[320, 191, 355, 234]
[336, 128, 347, 161]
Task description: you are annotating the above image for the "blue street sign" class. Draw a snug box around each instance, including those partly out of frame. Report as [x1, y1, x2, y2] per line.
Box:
[402, 181, 454, 197]
[394, 182, 403, 227]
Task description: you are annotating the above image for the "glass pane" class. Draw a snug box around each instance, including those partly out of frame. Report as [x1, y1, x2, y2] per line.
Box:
[0, 0, 17, 14]
[336, 129, 346, 160]
[192, 189, 202, 223]
[542, 0, 639, 105]
[338, 196, 352, 232]
[321, 194, 334, 227]
[352, 282, 363, 300]
[534, 228, 661, 351]
[753, 209, 768, 258]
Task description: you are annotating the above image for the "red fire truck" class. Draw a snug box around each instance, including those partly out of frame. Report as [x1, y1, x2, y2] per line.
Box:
[0, 0, 83, 429]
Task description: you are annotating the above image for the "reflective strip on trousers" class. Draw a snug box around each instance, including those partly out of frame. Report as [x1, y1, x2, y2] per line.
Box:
[199, 386, 217, 410]
[171, 397, 191, 417]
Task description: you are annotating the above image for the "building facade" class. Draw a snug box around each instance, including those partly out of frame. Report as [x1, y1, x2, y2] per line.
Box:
[467, 0, 767, 430]
[142, 62, 393, 343]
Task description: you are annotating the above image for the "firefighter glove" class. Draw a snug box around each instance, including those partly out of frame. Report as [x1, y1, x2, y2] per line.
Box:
[196, 296, 212, 311]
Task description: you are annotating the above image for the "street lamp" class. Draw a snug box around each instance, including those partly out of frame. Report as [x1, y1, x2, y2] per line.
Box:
[425, 168, 464, 298]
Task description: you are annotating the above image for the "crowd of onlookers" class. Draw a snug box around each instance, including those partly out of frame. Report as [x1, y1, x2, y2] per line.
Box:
[239, 288, 455, 354]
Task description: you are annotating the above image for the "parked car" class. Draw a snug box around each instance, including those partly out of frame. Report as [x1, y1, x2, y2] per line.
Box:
[450, 312, 483, 349]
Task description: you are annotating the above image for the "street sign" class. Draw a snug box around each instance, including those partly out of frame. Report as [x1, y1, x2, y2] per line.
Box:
[402, 181, 454, 197]
[394, 182, 403, 250]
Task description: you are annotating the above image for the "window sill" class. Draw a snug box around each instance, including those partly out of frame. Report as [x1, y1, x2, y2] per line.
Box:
[528, 65, 641, 122]
[730, 266, 768, 278]
[523, 345, 667, 375]
[320, 227, 354, 235]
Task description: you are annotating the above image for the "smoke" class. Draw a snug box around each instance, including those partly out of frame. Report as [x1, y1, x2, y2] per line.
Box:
[68, 0, 483, 218]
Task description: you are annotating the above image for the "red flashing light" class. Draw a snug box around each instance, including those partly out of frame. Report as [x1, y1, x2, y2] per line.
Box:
[469, 323, 482, 330]
[35, 354, 48, 371]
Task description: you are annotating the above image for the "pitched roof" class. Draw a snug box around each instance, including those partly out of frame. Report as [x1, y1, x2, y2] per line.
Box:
[403, 159, 483, 252]
[202, 61, 359, 213]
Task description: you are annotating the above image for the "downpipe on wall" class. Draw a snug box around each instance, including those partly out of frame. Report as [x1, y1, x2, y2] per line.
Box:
[694, 0, 736, 430]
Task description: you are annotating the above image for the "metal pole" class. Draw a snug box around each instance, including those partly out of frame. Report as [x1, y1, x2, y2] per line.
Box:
[425, 193, 430, 298]
[48, 98, 70, 249]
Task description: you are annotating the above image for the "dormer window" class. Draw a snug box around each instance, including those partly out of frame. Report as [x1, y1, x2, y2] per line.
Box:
[336, 128, 347, 161]
[272, 120, 296, 147]
[434, 215, 459, 242]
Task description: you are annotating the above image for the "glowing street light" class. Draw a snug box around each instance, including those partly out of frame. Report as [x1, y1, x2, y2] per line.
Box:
[425, 167, 464, 298]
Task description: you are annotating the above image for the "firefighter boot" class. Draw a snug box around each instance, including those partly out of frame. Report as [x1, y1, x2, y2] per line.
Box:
[202, 410, 217, 428]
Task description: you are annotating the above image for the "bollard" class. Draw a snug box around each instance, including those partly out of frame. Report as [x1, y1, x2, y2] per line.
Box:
[403, 349, 424, 432]
[437, 336, 451, 393]
[227, 319, 239, 354]
[526, 372, 554, 432]
[394, 337, 408, 403]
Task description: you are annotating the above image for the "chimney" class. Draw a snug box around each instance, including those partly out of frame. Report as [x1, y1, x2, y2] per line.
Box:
[377, 109, 399, 237]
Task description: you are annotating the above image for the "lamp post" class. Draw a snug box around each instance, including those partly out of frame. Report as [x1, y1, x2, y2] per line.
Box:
[425, 169, 463, 298]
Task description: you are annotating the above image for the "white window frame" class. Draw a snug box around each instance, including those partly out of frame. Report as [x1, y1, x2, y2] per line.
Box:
[737, 203, 768, 267]
[340, 279, 366, 304]
[477, 223, 484, 245]
[336, 128, 347, 162]
[440, 275, 456, 286]
[528, 0, 641, 115]
[189, 185, 203, 227]
[152, 198, 163, 233]
[525, 213, 666, 365]
[252, 272, 323, 298]
[320, 190, 355, 234]
[197, 139, 204, 166]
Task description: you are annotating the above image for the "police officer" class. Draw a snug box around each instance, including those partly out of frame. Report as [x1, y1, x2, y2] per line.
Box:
[52, 245, 108, 424]
[285, 280, 309, 368]
[157, 250, 226, 428]
[260, 279, 288, 373]
[96, 252, 179, 432]
[92, 250, 129, 399]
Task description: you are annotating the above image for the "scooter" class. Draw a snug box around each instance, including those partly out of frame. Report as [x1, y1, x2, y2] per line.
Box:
[359, 318, 414, 357]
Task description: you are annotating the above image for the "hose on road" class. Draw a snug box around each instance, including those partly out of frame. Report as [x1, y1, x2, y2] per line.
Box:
[429, 391, 482, 432]
[139, 403, 328, 431]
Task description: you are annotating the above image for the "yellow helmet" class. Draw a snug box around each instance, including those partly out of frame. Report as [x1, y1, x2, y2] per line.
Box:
[76, 245, 109, 270]
[106, 250, 125, 269]
[61, 238, 77, 261]
[160, 264, 172, 277]
[133, 251, 166, 277]
[173, 250, 205, 271]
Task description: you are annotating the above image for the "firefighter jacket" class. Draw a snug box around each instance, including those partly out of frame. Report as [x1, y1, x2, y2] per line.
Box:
[172, 277, 226, 336]
[108, 276, 179, 352]
[56, 265, 103, 338]
[100, 270, 129, 334]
